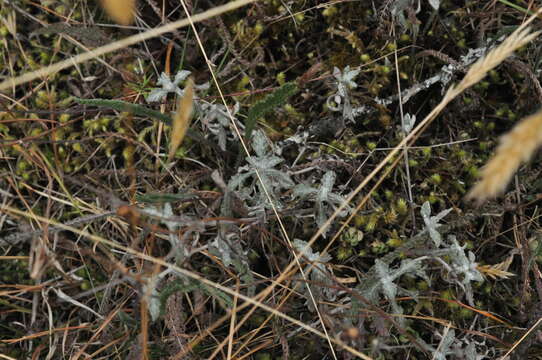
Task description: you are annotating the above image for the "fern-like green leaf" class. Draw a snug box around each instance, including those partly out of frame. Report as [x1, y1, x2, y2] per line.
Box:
[245, 82, 298, 141]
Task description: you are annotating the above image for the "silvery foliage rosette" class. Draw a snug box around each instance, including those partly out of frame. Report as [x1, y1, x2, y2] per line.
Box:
[391, 0, 440, 39]
[228, 130, 294, 212]
[199, 101, 242, 151]
[402, 113, 417, 134]
[147, 70, 243, 151]
[420, 201, 452, 248]
[146, 70, 210, 103]
[327, 66, 360, 122]
[293, 239, 335, 312]
[292, 171, 350, 238]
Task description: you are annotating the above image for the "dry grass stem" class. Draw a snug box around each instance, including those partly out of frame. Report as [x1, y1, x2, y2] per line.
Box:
[248, 20, 542, 358]
[457, 27, 541, 91]
[0, 204, 372, 359]
[310, 22, 541, 249]
[311, 9, 542, 250]
[6, 2, 542, 358]
[167, 77, 194, 163]
[467, 108, 542, 203]
[177, 2, 339, 356]
[0, 0, 257, 92]
[500, 316, 542, 359]
[100, 0, 136, 25]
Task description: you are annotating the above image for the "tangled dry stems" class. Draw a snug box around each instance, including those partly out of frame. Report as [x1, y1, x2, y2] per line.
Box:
[2, 2, 542, 359]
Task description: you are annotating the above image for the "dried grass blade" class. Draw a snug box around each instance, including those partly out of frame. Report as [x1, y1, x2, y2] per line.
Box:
[54, 288, 104, 319]
[457, 27, 541, 91]
[100, 0, 136, 25]
[467, 107, 542, 203]
[0, 0, 257, 91]
[167, 78, 194, 163]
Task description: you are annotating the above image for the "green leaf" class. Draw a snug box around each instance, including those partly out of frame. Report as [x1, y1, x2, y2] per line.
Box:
[75, 97, 171, 123]
[75, 97, 221, 152]
[245, 82, 298, 141]
[136, 192, 196, 204]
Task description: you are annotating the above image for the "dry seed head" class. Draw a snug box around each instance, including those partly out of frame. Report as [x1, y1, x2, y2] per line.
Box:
[100, 0, 136, 25]
[167, 78, 194, 163]
[458, 27, 540, 91]
[467, 107, 542, 203]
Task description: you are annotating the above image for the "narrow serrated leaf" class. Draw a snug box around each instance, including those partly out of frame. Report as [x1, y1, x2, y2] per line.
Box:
[75, 97, 170, 123]
[245, 82, 298, 141]
[74, 97, 221, 152]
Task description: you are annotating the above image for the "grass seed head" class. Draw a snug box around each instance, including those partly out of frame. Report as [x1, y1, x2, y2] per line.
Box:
[100, 0, 136, 25]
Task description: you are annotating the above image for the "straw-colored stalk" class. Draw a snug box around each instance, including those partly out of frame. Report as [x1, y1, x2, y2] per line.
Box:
[0, 0, 257, 92]
[454, 27, 540, 94]
[100, 0, 136, 25]
[308, 23, 541, 242]
[467, 107, 542, 203]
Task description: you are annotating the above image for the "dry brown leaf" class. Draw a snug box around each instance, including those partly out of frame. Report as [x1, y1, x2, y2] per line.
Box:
[167, 78, 194, 163]
[100, 0, 136, 25]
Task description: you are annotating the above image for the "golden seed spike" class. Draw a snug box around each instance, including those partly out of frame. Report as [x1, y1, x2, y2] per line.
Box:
[167, 78, 194, 163]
